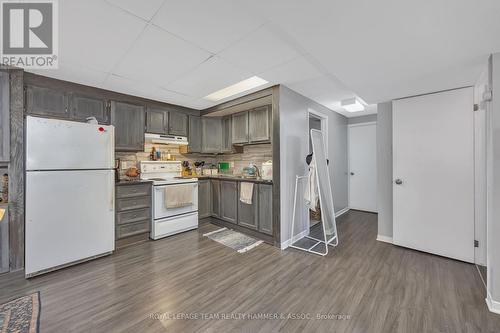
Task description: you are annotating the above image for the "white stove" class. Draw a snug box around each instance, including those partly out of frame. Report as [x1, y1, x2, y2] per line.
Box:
[140, 161, 198, 240]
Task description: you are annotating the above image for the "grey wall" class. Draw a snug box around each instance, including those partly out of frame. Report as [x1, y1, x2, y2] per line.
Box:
[279, 85, 348, 247]
[376, 102, 393, 239]
[348, 114, 377, 125]
[488, 53, 500, 306]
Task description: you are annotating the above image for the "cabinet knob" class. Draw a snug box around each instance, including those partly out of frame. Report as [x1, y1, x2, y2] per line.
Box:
[395, 179, 403, 185]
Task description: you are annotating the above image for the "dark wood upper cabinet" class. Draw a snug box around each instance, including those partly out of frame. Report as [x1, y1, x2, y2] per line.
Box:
[188, 115, 202, 153]
[69, 93, 109, 124]
[248, 105, 271, 143]
[231, 111, 249, 144]
[111, 101, 145, 152]
[169, 112, 188, 136]
[145, 107, 169, 134]
[201, 117, 222, 153]
[221, 116, 232, 153]
[25, 85, 69, 118]
[0, 73, 9, 162]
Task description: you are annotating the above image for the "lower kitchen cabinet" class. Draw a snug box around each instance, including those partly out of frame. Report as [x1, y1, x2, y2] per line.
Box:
[258, 184, 273, 235]
[198, 179, 211, 218]
[207, 179, 273, 239]
[238, 183, 258, 230]
[115, 182, 152, 241]
[211, 180, 220, 218]
[220, 181, 237, 224]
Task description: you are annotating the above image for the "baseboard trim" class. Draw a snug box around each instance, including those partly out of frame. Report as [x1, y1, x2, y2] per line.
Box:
[376, 235, 393, 244]
[486, 292, 500, 315]
[335, 207, 350, 217]
[281, 229, 309, 250]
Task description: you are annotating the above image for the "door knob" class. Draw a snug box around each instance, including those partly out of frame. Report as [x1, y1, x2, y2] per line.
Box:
[350, 172, 355, 176]
[395, 179, 403, 185]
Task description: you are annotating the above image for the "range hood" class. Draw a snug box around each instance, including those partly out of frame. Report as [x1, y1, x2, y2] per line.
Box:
[145, 133, 188, 145]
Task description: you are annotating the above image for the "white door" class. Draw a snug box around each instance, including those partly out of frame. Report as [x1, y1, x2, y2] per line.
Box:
[25, 169, 115, 276]
[348, 123, 377, 212]
[26, 116, 114, 170]
[393, 88, 475, 263]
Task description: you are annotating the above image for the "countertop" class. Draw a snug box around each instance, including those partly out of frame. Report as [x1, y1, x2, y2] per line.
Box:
[183, 175, 273, 185]
[115, 179, 153, 186]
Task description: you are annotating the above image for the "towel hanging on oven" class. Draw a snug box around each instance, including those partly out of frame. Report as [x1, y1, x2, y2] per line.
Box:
[165, 183, 194, 208]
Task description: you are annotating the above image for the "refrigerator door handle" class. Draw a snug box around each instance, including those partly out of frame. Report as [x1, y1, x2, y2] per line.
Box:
[110, 174, 115, 212]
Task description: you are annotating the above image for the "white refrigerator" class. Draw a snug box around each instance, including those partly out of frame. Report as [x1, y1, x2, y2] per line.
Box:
[25, 116, 115, 277]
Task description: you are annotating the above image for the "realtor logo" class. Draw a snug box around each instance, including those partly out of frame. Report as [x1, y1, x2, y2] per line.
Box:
[1, 0, 58, 68]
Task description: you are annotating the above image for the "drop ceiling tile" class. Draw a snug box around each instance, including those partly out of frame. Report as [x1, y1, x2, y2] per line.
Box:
[27, 61, 109, 87]
[218, 25, 300, 73]
[153, 0, 264, 53]
[287, 75, 353, 104]
[113, 25, 211, 87]
[166, 56, 252, 98]
[103, 74, 197, 106]
[105, 0, 165, 21]
[60, 0, 147, 72]
[258, 56, 321, 85]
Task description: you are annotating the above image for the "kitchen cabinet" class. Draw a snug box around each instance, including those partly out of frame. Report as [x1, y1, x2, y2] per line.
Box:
[188, 116, 202, 153]
[211, 179, 220, 218]
[202, 117, 222, 153]
[115, 182, 152, 240]
[111, 101, 145, 152]
[249, 106, 271, 143]
[231, 112, 248, 144]
[169, 112, 188, 136]
[25, 85, 69, 118]
[0, 205, 8, 274]
[146, 107, 169, 134]
[198, 179, 211, 219]
[0, 73, 9, 162]
[221, 116, 232, 153]
[238, 183, 258, 230]
[69, 93, 109, 124]
[220, 180, 237, 224]
[258, 184, 273, 235]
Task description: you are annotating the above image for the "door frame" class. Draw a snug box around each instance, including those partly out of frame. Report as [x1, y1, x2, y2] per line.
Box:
[347, 121, 377, 212]
[308, 109, 328, 158]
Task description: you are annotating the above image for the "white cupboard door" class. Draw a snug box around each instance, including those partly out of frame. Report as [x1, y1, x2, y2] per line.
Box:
[393, 88, 474, 263]
[348, 123, 377, 212]
[25, 169, 115, 276]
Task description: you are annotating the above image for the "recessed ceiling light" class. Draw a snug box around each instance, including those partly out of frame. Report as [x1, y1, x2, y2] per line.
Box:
[341, 98, 365, 112]
[204, 76, 268, 102]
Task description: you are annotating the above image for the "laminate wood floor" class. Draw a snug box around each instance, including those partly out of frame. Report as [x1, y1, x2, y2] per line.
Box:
[1, 211, 498, 332]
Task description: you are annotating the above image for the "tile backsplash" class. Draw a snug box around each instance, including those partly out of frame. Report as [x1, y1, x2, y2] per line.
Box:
[116, 143, 272, 180]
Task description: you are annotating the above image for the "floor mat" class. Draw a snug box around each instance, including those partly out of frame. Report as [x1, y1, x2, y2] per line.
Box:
[203, 228, 263, 253]
[0, 292, 40, 333]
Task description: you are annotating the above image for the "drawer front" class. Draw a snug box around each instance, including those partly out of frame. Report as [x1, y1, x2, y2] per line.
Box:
[116, 196, 151, 212]
[116, 183, 151, 198]
[117, 208, 151, 225]
[116, 220, 150, 239]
